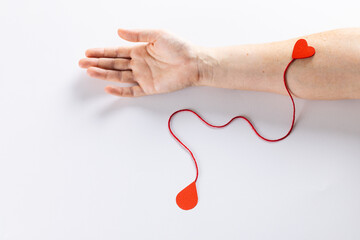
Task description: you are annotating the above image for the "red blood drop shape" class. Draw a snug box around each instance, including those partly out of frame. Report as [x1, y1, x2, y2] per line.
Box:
[176, 181, 198, 210]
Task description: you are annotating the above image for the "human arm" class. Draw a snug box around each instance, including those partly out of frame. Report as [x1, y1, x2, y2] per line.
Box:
[79, 28, 360, 99]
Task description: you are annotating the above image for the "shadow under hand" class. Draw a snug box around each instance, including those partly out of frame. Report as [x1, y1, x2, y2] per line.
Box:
[72, 72, 111, 101]
[71, 72, 360, 138]
[97, 86, 305, 130]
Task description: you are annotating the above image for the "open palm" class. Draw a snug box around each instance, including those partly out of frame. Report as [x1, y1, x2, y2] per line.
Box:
[79, 29, 200, 97]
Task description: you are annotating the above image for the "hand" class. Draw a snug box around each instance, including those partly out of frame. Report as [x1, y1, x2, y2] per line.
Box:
[79, 29, 203, 97]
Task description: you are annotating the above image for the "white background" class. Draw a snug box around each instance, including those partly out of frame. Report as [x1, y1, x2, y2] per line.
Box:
[1, 0, 360, 239]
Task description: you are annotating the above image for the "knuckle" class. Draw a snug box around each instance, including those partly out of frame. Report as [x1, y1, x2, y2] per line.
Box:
[128, 59, 134, 68]
[104, 70, 109, 80]
[103, 48, 110, 57]
[111, 59, 116, 69]
[96, 59, 102, 67]
[116, 48, 121, 58]
[117, 71, 123, 81]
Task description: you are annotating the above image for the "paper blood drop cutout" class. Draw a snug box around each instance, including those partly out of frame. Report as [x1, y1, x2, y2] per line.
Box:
[292, 39, 315, 59]
[176, 181, 198, 210]
[168, 39, 316, 210]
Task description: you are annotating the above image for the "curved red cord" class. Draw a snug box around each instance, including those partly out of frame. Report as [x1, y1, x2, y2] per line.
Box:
[168, 58, 296, 183]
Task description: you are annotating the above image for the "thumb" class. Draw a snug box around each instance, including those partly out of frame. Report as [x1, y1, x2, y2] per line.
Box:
[117, 28, 162, 43]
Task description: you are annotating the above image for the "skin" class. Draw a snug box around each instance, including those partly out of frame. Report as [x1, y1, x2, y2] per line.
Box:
[79, 28, 360, 99]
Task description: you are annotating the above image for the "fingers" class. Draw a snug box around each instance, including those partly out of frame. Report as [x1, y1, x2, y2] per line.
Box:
[85, 46, 132, 58]
[86, 67, 135, 83]
[118, 28, 163, 43]
[105, 85, 145, 97]
[79, 58, 131, 70]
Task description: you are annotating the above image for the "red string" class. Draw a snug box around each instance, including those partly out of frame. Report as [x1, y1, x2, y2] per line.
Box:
[168, 58, 296, 183]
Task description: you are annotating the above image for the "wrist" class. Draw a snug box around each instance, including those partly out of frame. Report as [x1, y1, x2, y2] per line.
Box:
[193, 46, 219, 87]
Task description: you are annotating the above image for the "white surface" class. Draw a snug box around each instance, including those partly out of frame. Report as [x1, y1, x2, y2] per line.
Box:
[1, 0, 360, 239]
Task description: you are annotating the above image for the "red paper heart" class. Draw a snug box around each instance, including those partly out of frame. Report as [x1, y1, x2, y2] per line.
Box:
[292, 39, 315, 59]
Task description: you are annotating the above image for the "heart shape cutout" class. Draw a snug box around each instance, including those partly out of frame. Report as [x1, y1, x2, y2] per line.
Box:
[292, 39, 315, 59]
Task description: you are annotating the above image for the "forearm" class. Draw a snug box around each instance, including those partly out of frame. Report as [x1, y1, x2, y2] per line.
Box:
[195, 28, 360, 100]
